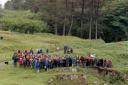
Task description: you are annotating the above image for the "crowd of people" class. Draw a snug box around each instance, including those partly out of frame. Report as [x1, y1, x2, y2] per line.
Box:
[12, 48, 112, 72]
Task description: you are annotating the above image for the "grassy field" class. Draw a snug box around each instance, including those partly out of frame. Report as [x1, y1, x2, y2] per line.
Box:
[0, 31, 128, 85]
[0, 31, 128, 70]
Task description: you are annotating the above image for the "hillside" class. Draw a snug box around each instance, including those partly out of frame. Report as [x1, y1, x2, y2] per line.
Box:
[0, 31, 128, 70]
[0, 0, 128, 85]
[0, 31, 128, 85]
[0, 10, 47, 34]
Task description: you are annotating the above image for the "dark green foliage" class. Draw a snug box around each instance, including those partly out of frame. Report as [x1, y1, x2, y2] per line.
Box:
[103, 75, 126, 85]
[103, 0, 128, 42]
[3, 0, 128, 42]
[5, 0, 25, 10]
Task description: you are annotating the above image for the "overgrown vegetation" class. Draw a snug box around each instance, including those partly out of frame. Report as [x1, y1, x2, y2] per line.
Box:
[2, 0, 128, 42]
[103, 0, 128, 42]
[0, 10, 47, 34]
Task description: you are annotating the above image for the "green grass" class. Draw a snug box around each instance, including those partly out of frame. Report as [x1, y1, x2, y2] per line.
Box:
[0, 10, 37, 19]
[0, 31, 128, 85]
[0, 64, 127, 85]
[0, 64, 51, 85]
[0, 31, 128, 70]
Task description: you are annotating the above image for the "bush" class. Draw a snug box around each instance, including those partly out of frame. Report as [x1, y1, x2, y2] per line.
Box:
[0, 17, 48, 34]
[0, 10, 48, 34]
[103, 0, 128, 42]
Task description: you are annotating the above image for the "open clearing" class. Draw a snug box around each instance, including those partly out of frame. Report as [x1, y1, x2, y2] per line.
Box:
[0, 31, 128, 85]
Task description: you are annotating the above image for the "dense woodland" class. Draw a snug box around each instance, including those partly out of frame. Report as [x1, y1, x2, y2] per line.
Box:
[0, 0, 128, 42]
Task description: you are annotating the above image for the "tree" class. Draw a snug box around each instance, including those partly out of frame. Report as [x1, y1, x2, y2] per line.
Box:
[4, 0, 128, 42]
[102, 0, 128, 42]
[5, 0, 25, 10]
[5, 1, 13, 9]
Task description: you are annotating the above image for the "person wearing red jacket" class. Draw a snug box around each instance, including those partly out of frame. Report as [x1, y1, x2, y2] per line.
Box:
[18, 56, 23, 67]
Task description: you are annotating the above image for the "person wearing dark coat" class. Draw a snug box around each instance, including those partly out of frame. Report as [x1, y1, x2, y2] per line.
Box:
[63, 58, 66, 67]
[12, 52, 18, 67]
[70, 48, 73, 54]
[66, 57, 70, 67]
[69, 57, 72, 67]
[59, 58, 63, 67]
[46, 49, 49, 54]
[64, 45, 68, 54]
[98, 58, 103, 67]
[53, 59, 57, 68]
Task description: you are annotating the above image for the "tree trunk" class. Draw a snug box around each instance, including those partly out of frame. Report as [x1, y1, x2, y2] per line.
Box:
[68, 0, 74, 36]
[63, 0, 68, 36]
[81, 20, 84, 37]
[89, 17, 92, 39]
[68, 15, 73, 36]
[80, 0, 85, 38]
[63, 16, 66, 36]
[55, 23, 58, 35]
[95, 20, 98, 39]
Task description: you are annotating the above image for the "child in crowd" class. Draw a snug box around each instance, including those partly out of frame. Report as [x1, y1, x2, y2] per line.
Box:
[12, 49, 113, 72]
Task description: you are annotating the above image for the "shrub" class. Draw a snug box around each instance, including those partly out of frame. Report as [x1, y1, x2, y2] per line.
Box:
[0, 17, 48, 34]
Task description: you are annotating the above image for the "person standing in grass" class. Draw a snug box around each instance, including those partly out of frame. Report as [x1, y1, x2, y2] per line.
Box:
[44, 57, 49, 71]
[46, 48, 49, 54]
[72, 56, 77, 67]
[18, 56, 23, 67]
[12, 52, 18, 67]
[69, 57, 72, 67]
[107, 59, 112, 68]
[30, 48, 34, 55]
[34, 58, 40, 72]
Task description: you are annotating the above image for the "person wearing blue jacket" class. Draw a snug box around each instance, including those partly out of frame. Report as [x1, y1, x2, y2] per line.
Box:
[34, 58, 40, 72]
[72, 57, 77, 67]
[44, 58, 49, 71]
